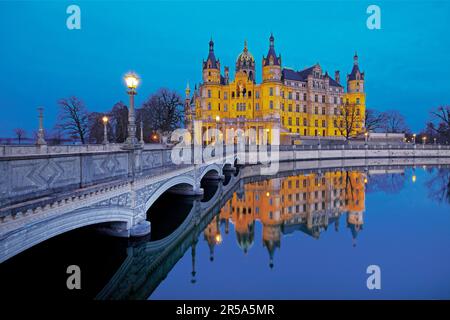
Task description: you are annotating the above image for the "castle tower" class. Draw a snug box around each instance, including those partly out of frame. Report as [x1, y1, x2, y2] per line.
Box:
[184, 82, 192, 133]
[202, 38, 221, 84]
[262, 33, 282, 82]
[346, 52, 365, 93]
[343, 52, 366, 134]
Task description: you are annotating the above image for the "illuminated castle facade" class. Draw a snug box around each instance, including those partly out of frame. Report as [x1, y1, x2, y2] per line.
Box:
[185, 35, 366, 144]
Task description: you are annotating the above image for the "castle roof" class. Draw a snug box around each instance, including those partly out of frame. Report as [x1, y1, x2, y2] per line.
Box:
[204, 39, 219, 69]
[282, 66, 343, 87]
[347, 52, 364, 81]
[263, 33, 281, 66]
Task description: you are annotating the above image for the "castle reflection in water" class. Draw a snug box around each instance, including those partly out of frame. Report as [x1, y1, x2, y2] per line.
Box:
[204, 171, 366, 269]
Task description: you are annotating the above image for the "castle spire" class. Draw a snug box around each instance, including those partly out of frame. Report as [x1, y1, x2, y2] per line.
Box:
[354, 51, 358, 65]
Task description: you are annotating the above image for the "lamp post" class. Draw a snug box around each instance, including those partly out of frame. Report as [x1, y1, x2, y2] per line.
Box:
[413, 133, 416, 146]
[36, 107, 47, 145]
[140, 120, 144, 145]
[364, 131, 368, 145]
[215, 115, 220, 143]
[318, 131, 321, 148]
[102, 116, 109, 145]
[434, 137, 437, 145]
[123, 72, 141, 149]
[422, 136, 427, 146]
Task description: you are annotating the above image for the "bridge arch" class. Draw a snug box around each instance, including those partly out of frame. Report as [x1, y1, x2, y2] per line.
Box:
[144, 175, 196, 214]
[199, 163, 223, 181]
[0, 206, 133, 263]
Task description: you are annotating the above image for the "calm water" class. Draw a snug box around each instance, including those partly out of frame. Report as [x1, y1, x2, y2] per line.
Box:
[1, 166, 449, 300]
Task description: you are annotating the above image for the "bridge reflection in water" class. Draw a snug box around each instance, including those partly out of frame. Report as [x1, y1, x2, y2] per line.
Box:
[0, 162, 449, 300]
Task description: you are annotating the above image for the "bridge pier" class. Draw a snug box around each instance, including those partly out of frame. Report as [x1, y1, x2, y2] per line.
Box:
[130, 220, 151, 237]
[168, 184, 204, 196]
[96, 220, 151, 238]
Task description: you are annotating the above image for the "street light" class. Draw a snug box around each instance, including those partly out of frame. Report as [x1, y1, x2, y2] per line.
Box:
[318, 131, 321, 147]
[123, 72, 141, 149]
[215, 115, 220, 143]
[413, 133, 416, 145]
[140, 120, 144, 145]
[102, 115, 109, 145]
[422, 136, 427, 146]
[364, 132, 368, 145]
[434, 138, 437, 145]
[36, 107, 47, 146]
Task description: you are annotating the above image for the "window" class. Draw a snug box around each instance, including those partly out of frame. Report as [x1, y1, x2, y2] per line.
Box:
[256, 91, 260, 98]
[356, 108, 360, 115]
[296, 92, 300, 100]
[270, 100, 274, 109]
[224, 104, 228, 112]
[356, 98, 360, 105]
[208, 102, 211, 110]
[208, 90, 211, 98]
[288, 104, 292, 112]
[322, 120, 326, 127]
[218, 91, 221, 99]
[315, 94, 318, 102]
[304, 128, 307, 135]
[296, 104, 300, 112]
[232, 91, 235, 98]
[296, 118, 300, 126]
[224, 92, 228, 99]
[314, 106, 318, 114]
[288, 92, 293, 100]
[281, 103, 285, 111]
[334, 96, 337, 104]
[334, 108, 338, 115]
[322, 95, 326, 103]
[303, 105, 307, 113]
[288, 117, 292, 125]
[269, 87, 274, 96]
[322, 107, 326, 115]
[303, 93, 307, 101]
[282, 117, 285, 125]
[303, 118, 307, 126]
[315, 120, 318, 127]
[255, 103, 260, 111]
[218, 103, 221, 111]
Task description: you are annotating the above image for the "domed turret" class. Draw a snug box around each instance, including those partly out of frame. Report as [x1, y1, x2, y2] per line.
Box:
[236, 40, 255, 82]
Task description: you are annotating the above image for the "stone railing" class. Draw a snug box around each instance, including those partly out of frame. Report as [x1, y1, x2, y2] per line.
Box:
[0, 146, 174, 208]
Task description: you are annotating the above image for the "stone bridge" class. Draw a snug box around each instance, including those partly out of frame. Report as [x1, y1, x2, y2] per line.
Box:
[1, 143, 450, 263]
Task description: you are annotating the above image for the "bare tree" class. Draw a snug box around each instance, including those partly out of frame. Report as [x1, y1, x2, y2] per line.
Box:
[429, 106, 450, 143]
[56, 96, 89, 144]
[426, 168, 450, 204]
[364, 109, 387, 133]
[384, 110, 409, 133]
[336, 103, 363, 140]
[141, 88, 184, 138]
[110, 102, 128, 143]
[13, 128, 26, 144]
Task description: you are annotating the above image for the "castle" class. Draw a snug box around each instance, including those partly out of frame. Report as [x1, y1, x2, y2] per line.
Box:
[185, 34, 366, 144]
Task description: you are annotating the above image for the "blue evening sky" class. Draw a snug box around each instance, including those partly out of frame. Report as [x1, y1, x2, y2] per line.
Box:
[0, 0, 449, 136]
